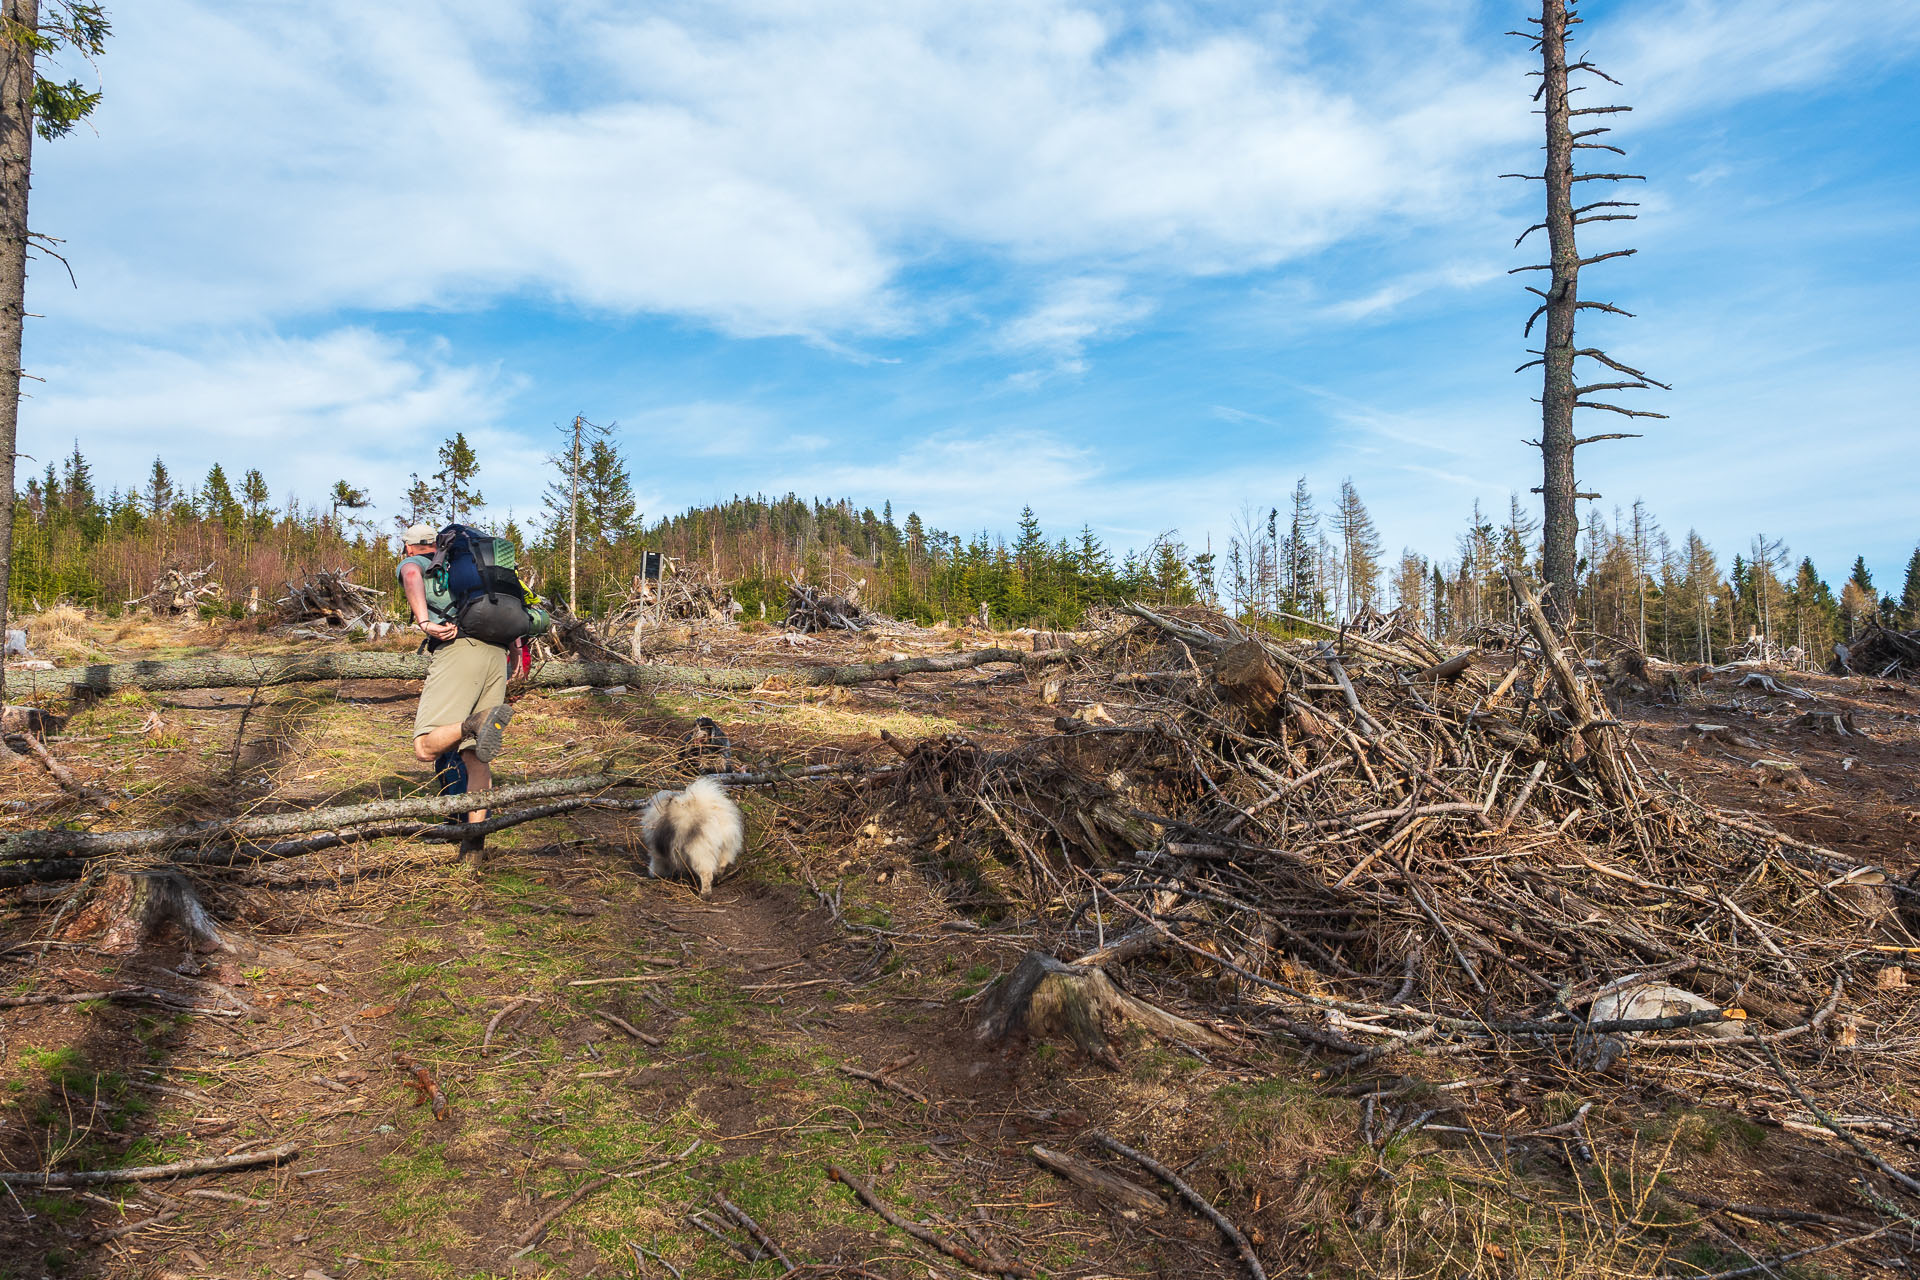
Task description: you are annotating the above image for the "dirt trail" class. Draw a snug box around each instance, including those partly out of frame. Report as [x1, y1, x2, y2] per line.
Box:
[0, 807, 1257, 1278]
[5, 621, 1916, 1278]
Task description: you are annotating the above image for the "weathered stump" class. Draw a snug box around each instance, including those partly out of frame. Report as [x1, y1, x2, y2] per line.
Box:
[63, 872, 229, 955]
[1212, 641, 1286, 718]
[977, 951, 1227, 1066]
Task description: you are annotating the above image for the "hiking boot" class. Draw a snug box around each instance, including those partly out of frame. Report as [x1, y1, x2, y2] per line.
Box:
[460, 704, 514, 763]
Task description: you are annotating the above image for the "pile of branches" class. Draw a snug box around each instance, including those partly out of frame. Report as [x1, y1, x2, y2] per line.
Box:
[602, 565, 741, 643]
[884, 574, 1920, 1212]
[1724, 631, 1800, 666]
[127, 565, 222, 615]
[1834, 622, 1920, 679]
[787, 579, 872, 633]
[539, 603, 630, 665]
[275, 571, 384, 629]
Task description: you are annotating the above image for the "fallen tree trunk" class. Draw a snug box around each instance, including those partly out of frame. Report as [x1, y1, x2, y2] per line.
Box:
[0, 773, 626, 862]
[0, 763, 885, 875]
[3, 647, 1058, 699]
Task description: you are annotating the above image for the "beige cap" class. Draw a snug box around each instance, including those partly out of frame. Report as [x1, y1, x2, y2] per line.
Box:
[404, 523, 436, 546]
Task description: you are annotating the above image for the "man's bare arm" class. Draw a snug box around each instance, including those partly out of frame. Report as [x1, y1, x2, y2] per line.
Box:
[401, 562, 458, 640]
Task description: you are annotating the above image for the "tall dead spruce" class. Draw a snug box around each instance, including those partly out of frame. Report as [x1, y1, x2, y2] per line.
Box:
[1509, 0, 1666, 623]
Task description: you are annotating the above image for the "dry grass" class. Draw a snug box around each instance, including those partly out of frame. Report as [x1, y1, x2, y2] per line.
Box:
[21, 603, 110, 664]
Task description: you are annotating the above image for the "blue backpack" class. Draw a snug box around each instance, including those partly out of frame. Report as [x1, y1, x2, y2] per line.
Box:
[430, 524, 534, 646]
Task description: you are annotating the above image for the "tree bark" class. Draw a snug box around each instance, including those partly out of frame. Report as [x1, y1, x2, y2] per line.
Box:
[0, 0, 39, 718]
[66, 871, 230, 954]
[1028, 1145, 1168, 1219]
[2, 645, 1057, 698]
[1537, 0, 1579, 625]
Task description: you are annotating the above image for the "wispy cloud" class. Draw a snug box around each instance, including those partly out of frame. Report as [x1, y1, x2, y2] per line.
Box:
[1319, 262, 1504, 323]
[998, 277, 1152, 377]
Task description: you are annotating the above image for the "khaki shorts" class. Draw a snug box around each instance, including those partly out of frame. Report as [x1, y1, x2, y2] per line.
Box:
[413, 637, 508, 750]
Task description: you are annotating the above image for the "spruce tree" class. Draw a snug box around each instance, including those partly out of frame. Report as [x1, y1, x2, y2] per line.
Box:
[1392, 551, 1428, 627]
[202, 463, 241, 533]
[328, 479, 370, 535]
[580, 439, 636, 544]
[1283, 477, 1318, 615]
[1850, 556, 1875, 597]
[145, 457, 176, 519]
[397, 473, 435, 532]
[1012, 506, 1047, 616]
[240, 468, 272, 536]
[1900, 547, 1920, 629]
[1335, 479, 1382, 618]
[434, 433, 483, 523]
[60, 440, 93, 519]
[0, 1, 111, 716]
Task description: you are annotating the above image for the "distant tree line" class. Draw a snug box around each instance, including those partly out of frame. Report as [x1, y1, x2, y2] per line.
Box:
[9, 433, 1919, 659]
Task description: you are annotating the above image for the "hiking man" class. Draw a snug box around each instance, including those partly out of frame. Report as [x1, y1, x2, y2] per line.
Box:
[396, 521, 536, 823]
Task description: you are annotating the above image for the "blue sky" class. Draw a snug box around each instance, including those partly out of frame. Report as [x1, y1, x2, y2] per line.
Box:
[17, 0, 1920, 588]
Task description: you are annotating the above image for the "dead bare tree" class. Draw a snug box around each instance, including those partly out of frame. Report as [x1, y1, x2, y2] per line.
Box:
[1508, 0, 1666, 623]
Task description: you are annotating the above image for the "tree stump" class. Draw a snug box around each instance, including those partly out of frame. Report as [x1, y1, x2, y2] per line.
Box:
[1212, 641, 1286, 720]
[1, 705, 58, 736]
[63, 872, 230, 955]
[1790, 711, 1863, 737]
[977, 951, 1227, 1067]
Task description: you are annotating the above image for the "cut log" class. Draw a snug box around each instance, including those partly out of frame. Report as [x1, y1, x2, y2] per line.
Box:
[1408, 651, 1475, 682]
[976, 951, 1228, 1066]
[2, 647, 1060, 700]
[1029, 1145, 1168, 1219]
[1213, 641, 1287, 718]
[63, 872, 231, 955]
[0, 763, 873, 870]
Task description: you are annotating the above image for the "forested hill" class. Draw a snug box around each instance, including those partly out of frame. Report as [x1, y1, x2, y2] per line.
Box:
[639, 493, 1205, 626]
[10, 437, 1919, 648]
[5, 443, 1207, 629]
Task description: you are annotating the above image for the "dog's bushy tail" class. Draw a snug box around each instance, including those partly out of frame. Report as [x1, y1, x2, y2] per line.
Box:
[676, 775, 745, 897]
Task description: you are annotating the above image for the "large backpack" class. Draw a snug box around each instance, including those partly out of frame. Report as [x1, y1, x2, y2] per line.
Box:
[430, 523, 535, 646]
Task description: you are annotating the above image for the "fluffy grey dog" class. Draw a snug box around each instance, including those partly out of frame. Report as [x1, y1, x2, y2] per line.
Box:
[640, 776, 744, 898]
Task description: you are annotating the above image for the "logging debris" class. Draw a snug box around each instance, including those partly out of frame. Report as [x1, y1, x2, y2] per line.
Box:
[394, 1051, 451, 1121]
[275, 570, 387, 631]
[1834, 622, 1920, 680]
[608, 565, 740, 631]
[871, 585, 1920, 1217]
[127, 564, 223, 616]
[786, 578, 873, 633]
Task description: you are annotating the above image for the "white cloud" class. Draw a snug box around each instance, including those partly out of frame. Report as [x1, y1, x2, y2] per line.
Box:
[1600, 0, 1920, 121]
[29, 0, 1538, 340]
[18, 329, 547, 526]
